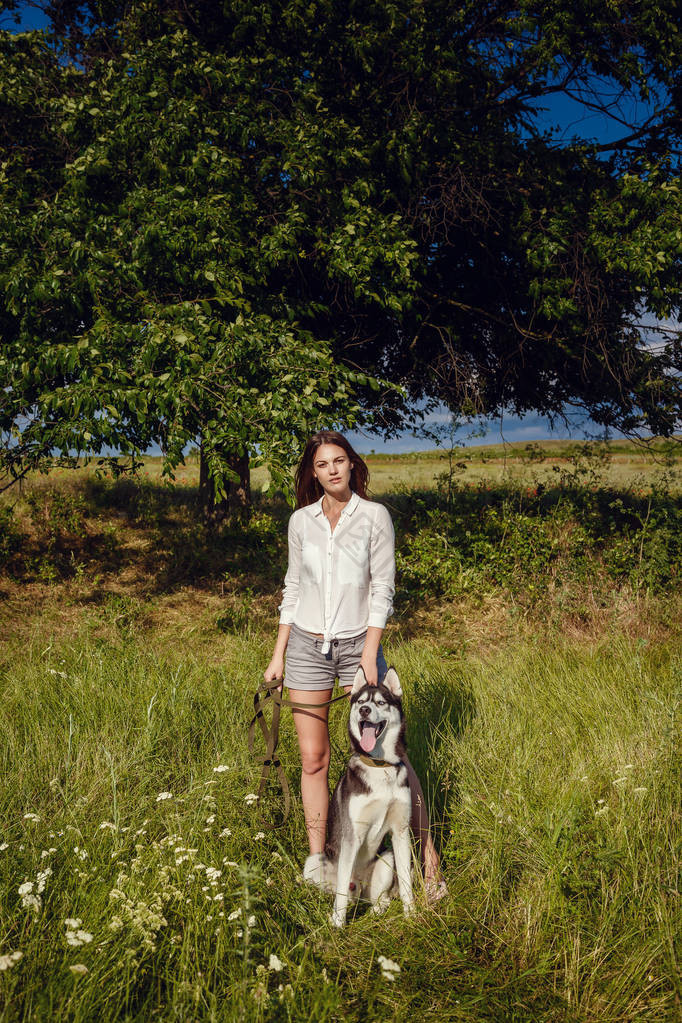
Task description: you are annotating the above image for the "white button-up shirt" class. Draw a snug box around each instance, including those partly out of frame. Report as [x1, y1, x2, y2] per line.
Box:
[278, 492, 395, 652]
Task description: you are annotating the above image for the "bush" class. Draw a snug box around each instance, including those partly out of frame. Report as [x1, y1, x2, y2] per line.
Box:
[394, 473, 682, 606]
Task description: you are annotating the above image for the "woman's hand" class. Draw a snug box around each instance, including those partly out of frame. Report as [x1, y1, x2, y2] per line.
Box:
[359, 653, 378, 686]
[360, 626, 383, 687]
[264, 656, 284, 690]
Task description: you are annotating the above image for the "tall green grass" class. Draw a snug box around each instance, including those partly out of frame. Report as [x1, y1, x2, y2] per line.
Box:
[0, 630, 679, 1021]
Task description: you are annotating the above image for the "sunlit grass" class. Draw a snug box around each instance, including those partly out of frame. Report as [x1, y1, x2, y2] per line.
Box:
[0, 446, 680, 1019]
[0, 629, 679, 1021]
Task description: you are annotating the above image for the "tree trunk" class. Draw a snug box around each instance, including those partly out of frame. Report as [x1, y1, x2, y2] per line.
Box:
[199, 443, 251, 521]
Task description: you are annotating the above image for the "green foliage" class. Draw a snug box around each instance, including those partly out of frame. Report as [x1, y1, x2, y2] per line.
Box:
[0, 503, 20, 570]
[395, 457, 682, 605]
[2, 2, 682, 500]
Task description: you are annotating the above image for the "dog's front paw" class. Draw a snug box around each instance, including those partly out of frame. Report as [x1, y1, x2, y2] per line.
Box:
[329, 909, 346, 928]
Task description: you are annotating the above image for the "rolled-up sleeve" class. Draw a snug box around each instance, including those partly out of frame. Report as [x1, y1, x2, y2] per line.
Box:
[278, 513, 302, 625]
[367, 504, 395, 629]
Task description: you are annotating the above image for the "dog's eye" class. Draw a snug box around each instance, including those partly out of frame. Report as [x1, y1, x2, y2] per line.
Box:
[375, 699, 386, 707]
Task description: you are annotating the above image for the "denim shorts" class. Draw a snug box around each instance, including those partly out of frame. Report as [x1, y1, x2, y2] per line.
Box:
[284, 624, 388, 691]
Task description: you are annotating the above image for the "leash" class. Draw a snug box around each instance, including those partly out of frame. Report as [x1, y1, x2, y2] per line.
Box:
[247, 679, 350, 824]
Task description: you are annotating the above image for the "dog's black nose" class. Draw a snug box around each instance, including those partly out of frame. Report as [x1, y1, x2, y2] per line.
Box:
[359, 705, 371, 719]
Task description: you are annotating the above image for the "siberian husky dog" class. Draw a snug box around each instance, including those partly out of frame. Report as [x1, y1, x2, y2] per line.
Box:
[303, 666, 414, 927]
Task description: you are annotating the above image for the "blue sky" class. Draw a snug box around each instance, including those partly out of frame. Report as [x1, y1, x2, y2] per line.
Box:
[5, 3, 675, 453]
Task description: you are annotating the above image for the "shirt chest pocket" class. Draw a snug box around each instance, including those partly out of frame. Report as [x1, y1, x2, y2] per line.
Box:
[337, 534, 370, 586]
[301, 542, 322, 583]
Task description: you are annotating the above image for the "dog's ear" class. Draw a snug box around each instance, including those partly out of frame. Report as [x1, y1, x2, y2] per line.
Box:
[382, 667, 402, 699]
[350, 666, 367, 695]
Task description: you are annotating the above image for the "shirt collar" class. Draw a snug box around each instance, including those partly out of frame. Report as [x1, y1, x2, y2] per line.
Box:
[310, 491, 360, 518]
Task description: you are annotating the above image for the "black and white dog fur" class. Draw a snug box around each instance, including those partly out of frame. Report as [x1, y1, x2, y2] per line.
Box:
[303, 666, 414, 927]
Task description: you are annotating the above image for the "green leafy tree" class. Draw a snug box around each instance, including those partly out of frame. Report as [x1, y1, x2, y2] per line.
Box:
[2, 1, 681, 507]
[0, 18, 390, 508]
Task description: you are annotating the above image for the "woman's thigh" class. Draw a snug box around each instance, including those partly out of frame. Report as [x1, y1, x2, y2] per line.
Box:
[289, 688, 334, 766]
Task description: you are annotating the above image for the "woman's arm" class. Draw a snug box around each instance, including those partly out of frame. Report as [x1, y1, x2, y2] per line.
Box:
[264, 623, 291, 684]
[359, 625, 384, 686]
[362, 505, 396, 685]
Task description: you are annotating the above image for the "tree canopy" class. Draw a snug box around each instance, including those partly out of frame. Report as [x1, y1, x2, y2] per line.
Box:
[2, 0, 681, 499]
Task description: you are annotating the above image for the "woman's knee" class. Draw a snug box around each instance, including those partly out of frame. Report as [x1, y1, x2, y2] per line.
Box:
[300, 747, 330, 777]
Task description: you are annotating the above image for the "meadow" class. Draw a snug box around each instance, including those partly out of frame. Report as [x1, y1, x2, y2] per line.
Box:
[0, 440, 680, 1022]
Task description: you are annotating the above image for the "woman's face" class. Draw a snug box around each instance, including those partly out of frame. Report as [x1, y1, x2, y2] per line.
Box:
[312, 444, 353, 499]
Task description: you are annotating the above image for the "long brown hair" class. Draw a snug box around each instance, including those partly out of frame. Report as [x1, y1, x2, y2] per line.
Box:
[294, 431, 370, 508]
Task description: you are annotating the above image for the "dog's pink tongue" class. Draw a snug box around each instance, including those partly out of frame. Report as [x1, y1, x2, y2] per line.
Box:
[360, 725, 377, 753]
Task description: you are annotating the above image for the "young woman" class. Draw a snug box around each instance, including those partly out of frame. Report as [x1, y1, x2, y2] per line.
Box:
[264, 430, 445, 898]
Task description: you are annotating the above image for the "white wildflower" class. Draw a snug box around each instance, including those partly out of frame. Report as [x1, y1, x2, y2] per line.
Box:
[222, 859, 238, 867]
[0, 843, 8, 852]
[205, 815, 216, 825]
[377, 955, 401, 981]
[0, 951, 23, 971]
[64, 918, 82, 929]
[271, 852, 282, 861]
[19, 881, 41, 912]
[268, 953, 283, 972]
[254, 832, 265, 841]
[218, 828, 232, 839]
[236, 929, 243, 938]
[36, 868, 52, 893]
[244, 793, 259, 805]
[23, 813, 40, 823]
[247, 915, 256, 928]
[69, 964, 88, 976]
[213, 765, 229, 773]
[633, 786, 648, 795]
[73, 847, 88, 860]
[228, 909, 241, 921]
[66, 930, 93, 947]
[612, 777, 627, 786]
[205, 867, 222, 883]
[99, 821, 117, 831]
[156, 792, 173, 802]
[595, 806, 609, 817]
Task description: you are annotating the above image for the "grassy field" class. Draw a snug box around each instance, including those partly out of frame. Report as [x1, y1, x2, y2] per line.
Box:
[0, 440, 680, 1021]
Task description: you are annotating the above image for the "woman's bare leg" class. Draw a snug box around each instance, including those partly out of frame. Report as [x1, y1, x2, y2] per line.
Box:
[289, 688, 334, 855]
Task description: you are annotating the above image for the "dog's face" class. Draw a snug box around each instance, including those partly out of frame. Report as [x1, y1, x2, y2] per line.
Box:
[348, 667, 406, 759]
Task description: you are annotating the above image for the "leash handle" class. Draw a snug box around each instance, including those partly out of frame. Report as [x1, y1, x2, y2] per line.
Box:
[247, 680, 350, 824]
